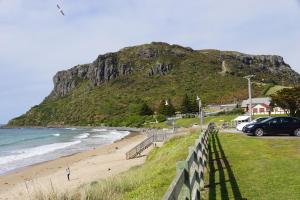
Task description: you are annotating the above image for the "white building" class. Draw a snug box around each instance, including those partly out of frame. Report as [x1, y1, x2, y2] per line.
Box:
[252, 103, 285, 115]
[233, 115, 250, 125]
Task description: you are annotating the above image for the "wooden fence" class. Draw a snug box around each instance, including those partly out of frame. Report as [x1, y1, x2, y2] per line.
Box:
[126, 131, 173, 159]
[162, 123, 218, 200]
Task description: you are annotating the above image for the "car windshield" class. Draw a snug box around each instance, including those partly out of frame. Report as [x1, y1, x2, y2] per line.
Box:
[251, 117, 268, 123]
[259, 117, 274, 123]
[256, 117, 268, 122]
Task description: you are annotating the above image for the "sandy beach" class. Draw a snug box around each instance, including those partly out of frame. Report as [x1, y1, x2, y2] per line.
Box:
[0, 132, 148, 200]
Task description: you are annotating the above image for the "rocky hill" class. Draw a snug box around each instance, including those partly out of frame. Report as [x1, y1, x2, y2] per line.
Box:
[8, 42, 300, 127]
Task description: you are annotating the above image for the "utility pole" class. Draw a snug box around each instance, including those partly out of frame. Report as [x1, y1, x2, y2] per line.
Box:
[196, 96, 203, 132]
[243, 75, 255, 121]
[165, 100, 175, 134]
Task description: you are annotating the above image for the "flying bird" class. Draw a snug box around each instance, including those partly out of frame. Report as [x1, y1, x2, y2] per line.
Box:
[57, 4, 65, 16]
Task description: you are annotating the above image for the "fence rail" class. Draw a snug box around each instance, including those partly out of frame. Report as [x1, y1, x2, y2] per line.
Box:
[162, 123, 218, 200]
[126, 131, 173, 159]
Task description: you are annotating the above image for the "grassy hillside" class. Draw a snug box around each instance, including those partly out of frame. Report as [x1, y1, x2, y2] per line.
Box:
[265, 85, 291, 95]
[8, 42, 300, 127]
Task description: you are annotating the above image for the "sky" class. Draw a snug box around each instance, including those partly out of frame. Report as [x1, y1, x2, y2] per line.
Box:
[0, 0, 300, 124]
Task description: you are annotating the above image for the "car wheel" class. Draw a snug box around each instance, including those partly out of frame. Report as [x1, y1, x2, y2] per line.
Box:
[294, 129, 300, 137]
[255, 128, 264, 137]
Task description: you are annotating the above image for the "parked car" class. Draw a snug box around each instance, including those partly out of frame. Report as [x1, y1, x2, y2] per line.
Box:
[236, 117, 269, 131]
[242, 117, 300, 136]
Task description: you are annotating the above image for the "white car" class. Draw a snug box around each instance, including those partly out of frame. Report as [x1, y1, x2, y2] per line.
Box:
[236, 117, 269, 131]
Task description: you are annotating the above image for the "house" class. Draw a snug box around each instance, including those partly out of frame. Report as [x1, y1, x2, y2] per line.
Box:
[252, 103, 285, 115]
[241, 97, 285, 115]
[241, 97, 271, 111]
[252, 103, 270, 115]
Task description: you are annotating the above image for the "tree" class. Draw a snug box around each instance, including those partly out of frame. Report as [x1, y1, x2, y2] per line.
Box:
[270, 87, 300, 117]
[139, 102, 153, 116]
[180, 94, 191, 114]
[190, 96, 199, 113]
[158, 99, 176, 116]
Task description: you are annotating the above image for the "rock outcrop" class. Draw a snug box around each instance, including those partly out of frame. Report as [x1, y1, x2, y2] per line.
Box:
[236, 54, 287, 68]
[50, 53, 135, 98]
[148, 63, 173, 76]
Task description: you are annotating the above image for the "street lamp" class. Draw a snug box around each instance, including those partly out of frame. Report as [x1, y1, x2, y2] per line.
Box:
[243, 75, 255, 121]
[165, 100, 175, 134]
[196, 96, 203, 132]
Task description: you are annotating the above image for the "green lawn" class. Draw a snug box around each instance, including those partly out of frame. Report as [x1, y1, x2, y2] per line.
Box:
[265, 85, 291, 95]
[207, 133, 300, 200]
[145, 115, 239, 129]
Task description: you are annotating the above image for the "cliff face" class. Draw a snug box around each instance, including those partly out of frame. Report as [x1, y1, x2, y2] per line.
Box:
[50, 53, 132, 98]
[235, 54, 296, 76]
[8, 42, 300, 127]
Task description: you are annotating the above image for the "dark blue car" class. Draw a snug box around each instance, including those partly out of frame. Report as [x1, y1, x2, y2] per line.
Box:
[242, 117, 300, 136]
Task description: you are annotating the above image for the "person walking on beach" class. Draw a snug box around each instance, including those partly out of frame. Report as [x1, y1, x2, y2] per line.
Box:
[66, 167, 71, 181]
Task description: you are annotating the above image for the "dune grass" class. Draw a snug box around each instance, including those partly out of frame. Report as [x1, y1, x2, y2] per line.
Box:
[207, 133, 300, 200]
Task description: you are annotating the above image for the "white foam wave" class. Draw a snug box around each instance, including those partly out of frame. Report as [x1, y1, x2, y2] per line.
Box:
[0, 140, 81, 165]
[75, 133, 90, 139]
[65, 128, 77, 130]
[52, 133, 60, 137]
[92, 130, 130, 140]
[92, 128, 108, 132]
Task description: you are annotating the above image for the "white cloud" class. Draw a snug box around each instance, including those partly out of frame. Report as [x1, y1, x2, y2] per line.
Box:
[0, 0, 300, 123]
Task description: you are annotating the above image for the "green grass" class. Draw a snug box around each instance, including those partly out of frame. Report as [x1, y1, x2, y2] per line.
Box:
[265, 85, 291, 95]
[205, 115, 238, 123]
[207, 133, 300, 200]
[175, 118, 199, 127]
[145, 115, 241, 129]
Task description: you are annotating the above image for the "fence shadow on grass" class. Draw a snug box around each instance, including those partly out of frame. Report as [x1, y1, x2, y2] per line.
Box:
[207, 133, 245, 200]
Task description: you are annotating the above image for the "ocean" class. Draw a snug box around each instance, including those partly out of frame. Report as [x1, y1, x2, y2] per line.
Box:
[0, 127, 129, 175]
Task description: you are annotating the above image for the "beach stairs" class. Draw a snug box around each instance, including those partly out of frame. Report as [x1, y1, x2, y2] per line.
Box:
[126, 131, 172, 159]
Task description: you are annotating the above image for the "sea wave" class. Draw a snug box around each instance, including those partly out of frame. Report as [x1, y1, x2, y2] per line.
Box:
[92, 130, 129, 140]
[65, 128, 77, 130]
[0, 140, 81, 165]
[0, 135, 53, 147]
[75, 133, 90, 139]
[52, 133, 60, 137]
[92, 128, 108, 132]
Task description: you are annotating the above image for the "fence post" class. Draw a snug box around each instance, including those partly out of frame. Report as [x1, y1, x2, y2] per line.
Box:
[176, 161, 191, 200]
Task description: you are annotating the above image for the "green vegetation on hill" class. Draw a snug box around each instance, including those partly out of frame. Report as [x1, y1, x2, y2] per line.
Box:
[208, 133, 300, 200]
[265, 85, 291, 96]
[8, 42, 300, 127]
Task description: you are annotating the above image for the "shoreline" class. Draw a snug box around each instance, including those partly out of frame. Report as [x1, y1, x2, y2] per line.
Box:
[0, 132, 148, 200]
[0, 132, 139, 177]
[1, 125, 151, 132]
